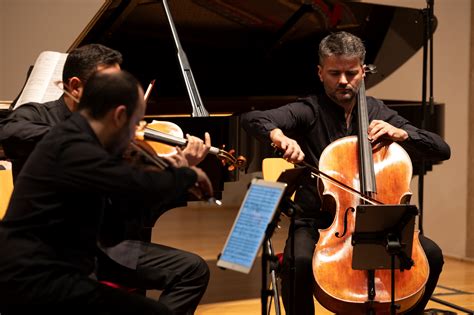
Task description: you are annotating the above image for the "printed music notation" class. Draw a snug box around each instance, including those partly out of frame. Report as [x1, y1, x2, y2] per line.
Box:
[14, 51, 68, 109]
[220, 185, 283, 268]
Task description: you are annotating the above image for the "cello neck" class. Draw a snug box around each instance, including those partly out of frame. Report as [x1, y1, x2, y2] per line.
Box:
[357, 79, 377, 195]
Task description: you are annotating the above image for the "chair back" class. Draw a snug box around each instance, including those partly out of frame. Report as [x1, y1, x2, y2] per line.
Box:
[0, 169, 13, 219]
[262, 158, 295, 200]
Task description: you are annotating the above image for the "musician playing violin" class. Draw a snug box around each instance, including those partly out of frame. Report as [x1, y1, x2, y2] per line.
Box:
[242, 31, 450, 315]
[0, 70, 215, 313]
[0, 44, 213, 314]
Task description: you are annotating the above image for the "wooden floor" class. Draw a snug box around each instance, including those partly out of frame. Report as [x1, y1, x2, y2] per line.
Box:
[195, 257, 474, 314]
[152, 195, 474, 315]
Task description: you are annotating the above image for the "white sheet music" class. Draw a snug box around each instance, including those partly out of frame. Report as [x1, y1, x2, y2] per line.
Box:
[14, 51, 68, 109]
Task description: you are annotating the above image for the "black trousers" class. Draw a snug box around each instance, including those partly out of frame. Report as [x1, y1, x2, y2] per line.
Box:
[97, 240, 210, 315]
[0, 269, 172, 315]
[280, 218, 444, 315]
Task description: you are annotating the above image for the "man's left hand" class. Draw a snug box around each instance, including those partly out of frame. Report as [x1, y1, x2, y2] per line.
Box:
[368, 120, 408, 143]
[182, 132, 211, 166]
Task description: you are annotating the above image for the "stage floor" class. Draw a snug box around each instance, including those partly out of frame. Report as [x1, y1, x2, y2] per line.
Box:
[152, 203, 474, 314]
[195, 257, 474, 314]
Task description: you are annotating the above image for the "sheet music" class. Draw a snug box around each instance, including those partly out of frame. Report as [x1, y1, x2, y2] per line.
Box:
[14, 51, 68, 109]
[218, 181, 285, 272]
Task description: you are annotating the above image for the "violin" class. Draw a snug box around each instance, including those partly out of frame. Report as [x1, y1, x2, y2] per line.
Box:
[140, 80, 246, 170]
[126, 133, 219, 205]
[140, 120, 247, 171]
[126, 80, 237, 204]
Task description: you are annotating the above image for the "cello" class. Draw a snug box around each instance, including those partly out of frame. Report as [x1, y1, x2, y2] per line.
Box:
[311, 71, 429, 314]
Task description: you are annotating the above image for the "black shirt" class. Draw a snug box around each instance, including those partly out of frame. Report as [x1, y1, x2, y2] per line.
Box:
[241, 94, 450, 218]
[0, 96, 186, 267]
[0, 112, 197, 279]
[0, 96, 71, 180]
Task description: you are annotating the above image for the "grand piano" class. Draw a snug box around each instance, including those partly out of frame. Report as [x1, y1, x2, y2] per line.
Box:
[69, 0, 444, 196]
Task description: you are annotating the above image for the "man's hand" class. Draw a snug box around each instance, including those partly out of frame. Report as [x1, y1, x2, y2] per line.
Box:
[162, 147, 189, 168]
[270, 128, 305, 163]
[368, 120, 409, 151]
[182, 132, 211, 166]
[190, 166, 214, 199]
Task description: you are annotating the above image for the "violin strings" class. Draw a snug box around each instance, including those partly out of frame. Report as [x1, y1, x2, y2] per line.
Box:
[129, 142, 168, 170]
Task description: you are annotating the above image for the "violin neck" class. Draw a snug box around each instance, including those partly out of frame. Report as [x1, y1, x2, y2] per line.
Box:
[144, 127, 220, 156]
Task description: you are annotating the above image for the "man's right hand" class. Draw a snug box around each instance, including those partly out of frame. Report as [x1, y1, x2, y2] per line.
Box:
[162, 147, 189, 168]
[190, 166, 214, 199]
[269, 128, 305, 163]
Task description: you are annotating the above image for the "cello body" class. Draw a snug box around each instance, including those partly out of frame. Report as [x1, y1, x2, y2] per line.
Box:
[312, 136, 429, 314]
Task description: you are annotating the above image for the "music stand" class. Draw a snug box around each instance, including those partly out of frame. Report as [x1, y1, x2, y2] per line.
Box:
[269, 166, 306, 315]
[216, 179, 287, 315]
[352, 204, 418, 315]
[260, 167, 307, 315]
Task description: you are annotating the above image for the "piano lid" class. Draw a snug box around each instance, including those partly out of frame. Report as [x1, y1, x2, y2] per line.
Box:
[70, 0, 435, 114]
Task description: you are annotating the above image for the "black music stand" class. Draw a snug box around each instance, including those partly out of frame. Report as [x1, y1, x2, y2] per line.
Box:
[261, 166, 306, 315]
[261, 222, 282, 315]
[352, 204, 418, 315]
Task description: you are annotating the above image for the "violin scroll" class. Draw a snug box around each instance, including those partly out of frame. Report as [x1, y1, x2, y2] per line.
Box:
[214, 146, 247, 171]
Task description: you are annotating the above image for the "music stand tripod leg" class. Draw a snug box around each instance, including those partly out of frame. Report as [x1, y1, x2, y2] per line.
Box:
[353, 205, 418, 315]
[387, 236, 401, 315]
[262, 216, 282, 315]
[289, 206, 296, 315]
[268, 239, 282, 315]
[367, 269, 376, 315]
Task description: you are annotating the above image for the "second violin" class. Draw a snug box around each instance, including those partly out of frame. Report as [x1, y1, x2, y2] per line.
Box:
[141, 120, 247, 171]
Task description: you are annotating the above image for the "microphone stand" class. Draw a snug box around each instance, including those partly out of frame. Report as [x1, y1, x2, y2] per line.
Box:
[161, 0, 209, 117]
[418, 0, 435, 236]
[421, 2, 473, 313]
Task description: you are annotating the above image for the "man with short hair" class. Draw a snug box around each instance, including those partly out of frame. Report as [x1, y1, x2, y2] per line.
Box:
[1, 44, 123, 180]
[0, 70, 213, 313]
[0, 44, 212, 315]
[242, 31, 450, 315]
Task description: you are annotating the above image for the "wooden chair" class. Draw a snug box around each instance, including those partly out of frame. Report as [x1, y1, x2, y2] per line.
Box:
[0, 168, 13, 219]
[262, 157, 295, 201]
[262, 157, 294, 183]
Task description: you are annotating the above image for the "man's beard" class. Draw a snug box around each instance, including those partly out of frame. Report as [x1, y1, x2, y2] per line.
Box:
[328, 88, 356, 106]
[108, 127, 133, 156]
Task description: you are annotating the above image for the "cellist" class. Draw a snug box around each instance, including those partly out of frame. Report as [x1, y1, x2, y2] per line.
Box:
[241, 31, 450, 315]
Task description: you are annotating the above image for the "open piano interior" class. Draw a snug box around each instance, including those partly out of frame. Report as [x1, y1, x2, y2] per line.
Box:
[70, 0, 445, 198]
